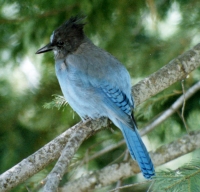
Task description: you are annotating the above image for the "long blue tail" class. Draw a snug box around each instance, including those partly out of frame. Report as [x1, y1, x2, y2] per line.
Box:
[119, 122, 155, 179]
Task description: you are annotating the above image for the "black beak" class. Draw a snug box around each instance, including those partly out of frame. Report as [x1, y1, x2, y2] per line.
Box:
[36, 43, 53, 54]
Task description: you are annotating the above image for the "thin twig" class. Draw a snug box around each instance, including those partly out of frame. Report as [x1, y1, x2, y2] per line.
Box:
[109, 180, 151, 192]
[0, 5, 79, 24]
[147, 180, 155, 192]
[140, 81, 200, 136]
[181, 80, 190, 133]
[84, 140, 125, 163]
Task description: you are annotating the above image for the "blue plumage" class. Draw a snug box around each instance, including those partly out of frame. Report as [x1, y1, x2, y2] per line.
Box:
[36, 16, 155, 179]
[120, 122, 154, 178]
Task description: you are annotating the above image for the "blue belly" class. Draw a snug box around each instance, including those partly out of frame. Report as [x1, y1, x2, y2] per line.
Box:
[55, 60, 107, 119]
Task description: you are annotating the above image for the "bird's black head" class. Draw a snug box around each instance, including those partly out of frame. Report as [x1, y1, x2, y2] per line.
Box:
[36, 16, 86, 58]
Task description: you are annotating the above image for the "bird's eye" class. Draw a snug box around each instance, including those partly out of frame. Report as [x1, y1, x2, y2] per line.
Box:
[57, 41, 64, 47]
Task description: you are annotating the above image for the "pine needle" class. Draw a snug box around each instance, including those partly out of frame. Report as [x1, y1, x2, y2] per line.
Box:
[152, 159, 200, 192]
[43, 94, 68, 110]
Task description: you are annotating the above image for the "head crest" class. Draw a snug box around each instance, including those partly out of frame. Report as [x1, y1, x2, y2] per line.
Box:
[63, 15, 86, 30]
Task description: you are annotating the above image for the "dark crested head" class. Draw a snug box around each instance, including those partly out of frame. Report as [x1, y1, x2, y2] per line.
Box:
[36, 16, 86, 57]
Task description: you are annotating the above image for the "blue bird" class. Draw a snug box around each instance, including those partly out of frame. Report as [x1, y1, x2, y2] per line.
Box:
[36, 16, 155, 179]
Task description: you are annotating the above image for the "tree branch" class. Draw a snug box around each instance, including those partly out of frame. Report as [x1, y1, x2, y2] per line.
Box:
[132, 43, 200, 105]
[60, 130, 200, 192]
[43, 118, 108, 192]
[140, 80, 200, 136]
[0, 118, 108, 192]
[0, 43, 200, 191]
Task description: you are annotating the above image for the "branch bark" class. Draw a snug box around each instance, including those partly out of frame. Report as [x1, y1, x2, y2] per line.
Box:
[60, 130, 200, 192]
[43, 119, 108, 192]
[0, 43, 200, 191]
[132, 43, 200, 105]
[60, 131, 200, 192]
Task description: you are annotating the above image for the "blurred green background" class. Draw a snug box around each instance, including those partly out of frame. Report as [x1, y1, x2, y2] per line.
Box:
[1, 0, 200, 191]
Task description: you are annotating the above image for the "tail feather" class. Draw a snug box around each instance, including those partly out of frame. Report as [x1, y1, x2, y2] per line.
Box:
[119, 122, 155, 179]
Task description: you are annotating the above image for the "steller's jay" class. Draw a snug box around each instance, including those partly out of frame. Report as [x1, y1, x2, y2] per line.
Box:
[36, 16, 155, 179]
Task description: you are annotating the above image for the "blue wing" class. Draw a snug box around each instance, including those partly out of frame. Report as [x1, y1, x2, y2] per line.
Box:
[102, 84, 133, 115]
[100, 83, 134, 129]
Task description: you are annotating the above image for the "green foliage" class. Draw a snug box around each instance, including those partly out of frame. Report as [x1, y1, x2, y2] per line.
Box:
[152, 159, 200, 192]
[43, 94, 67, 110]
